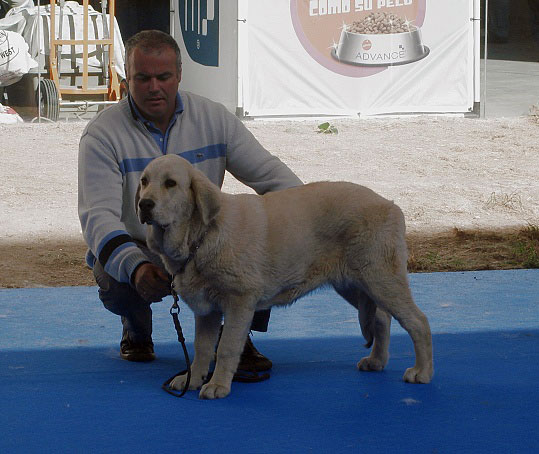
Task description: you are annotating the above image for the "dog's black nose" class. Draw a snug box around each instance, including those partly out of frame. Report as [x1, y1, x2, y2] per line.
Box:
[139, 198, 155, 212]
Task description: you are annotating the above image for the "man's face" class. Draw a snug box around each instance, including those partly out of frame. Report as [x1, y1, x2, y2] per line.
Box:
[126, 46, 181, 128]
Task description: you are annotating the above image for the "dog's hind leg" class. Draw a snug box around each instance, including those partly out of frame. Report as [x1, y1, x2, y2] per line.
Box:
[362, 271, 434, 384]
[334, 285, 391, 372]
[358, 307, 392, 372]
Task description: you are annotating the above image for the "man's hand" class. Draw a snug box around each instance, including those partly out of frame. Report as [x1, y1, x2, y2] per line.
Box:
[133, 263, 171, 302]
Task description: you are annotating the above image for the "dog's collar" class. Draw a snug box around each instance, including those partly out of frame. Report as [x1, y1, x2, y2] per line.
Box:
[177, 228, 209, 274]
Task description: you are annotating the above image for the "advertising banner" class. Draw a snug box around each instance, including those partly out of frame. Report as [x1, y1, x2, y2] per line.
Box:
[173, 0, 476, 117]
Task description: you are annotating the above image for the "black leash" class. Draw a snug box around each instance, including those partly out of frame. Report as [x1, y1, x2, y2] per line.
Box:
[161, 283, 192, 397]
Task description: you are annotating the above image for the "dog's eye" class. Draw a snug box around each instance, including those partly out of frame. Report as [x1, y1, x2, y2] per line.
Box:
[140, 177, 148, 187]
[164, 179, 177, 189]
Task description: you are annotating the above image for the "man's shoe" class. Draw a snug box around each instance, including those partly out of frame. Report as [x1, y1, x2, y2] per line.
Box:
[237, 335, 272, 372]
[120, 338, 156, 362]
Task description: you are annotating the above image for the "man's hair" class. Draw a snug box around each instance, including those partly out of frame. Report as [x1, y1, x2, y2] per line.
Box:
[124, 30, 182, 74]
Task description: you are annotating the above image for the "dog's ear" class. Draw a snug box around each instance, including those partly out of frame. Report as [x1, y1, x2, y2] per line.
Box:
[135, 182, 141, 219]
[190, 170, 221, 225]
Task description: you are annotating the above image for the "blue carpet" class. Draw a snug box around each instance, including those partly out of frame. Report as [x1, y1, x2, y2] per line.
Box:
[1, 270, 538, 453]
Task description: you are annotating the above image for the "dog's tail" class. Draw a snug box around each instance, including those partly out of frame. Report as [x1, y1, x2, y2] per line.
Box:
[358, 298, 377, 348]
[334, 284, 377, 348]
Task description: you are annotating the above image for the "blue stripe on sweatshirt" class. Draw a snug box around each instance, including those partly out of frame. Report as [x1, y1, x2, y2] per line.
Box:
[118, 157, 154, 176]
[118, 144, 227, 176]
[178, 143, 227, 164]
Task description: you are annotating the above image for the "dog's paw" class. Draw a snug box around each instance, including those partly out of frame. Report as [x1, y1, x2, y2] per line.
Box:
[199, 382, 231, 399]
[357, 356, 386, 372]
[170, 373, 205, 391]
[403, 366, 433, 384]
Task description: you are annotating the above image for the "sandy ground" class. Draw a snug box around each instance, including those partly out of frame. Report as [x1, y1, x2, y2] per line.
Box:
[2, 115, 538, 239]
[0, 115, 538, 287]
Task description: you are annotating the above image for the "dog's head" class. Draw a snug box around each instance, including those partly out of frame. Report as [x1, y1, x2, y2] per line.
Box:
[136, 155, 221, 230]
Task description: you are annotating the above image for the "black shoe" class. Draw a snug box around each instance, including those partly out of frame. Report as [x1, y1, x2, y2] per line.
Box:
[237, 335, 272, 372]
[120, 338, 155, 362]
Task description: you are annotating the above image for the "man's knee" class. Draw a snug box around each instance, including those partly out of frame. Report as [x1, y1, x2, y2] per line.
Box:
[93, 260, 147, 316]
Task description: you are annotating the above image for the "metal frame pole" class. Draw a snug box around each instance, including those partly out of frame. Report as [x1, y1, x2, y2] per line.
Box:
[37, 0, 41, 122]
[482, 0, 489, 118]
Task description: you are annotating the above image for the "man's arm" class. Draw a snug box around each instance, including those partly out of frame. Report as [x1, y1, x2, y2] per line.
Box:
[78, 131, 149, 284]
[224, 113, 303, 194]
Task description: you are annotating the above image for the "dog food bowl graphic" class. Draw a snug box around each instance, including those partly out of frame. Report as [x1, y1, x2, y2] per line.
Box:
[332, 27, 429, 67]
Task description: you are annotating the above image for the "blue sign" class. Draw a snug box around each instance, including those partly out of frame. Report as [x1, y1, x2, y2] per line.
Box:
[178, 0, 219, 67]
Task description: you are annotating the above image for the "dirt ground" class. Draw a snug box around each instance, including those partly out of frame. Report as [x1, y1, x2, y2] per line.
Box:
[1, 115, 538, 288]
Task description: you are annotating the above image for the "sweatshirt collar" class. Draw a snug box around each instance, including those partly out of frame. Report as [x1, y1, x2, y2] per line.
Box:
[128, 92, 184, 126]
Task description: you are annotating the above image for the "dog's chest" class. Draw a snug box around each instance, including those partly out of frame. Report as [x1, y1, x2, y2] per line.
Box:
[173, 273, 216, 316]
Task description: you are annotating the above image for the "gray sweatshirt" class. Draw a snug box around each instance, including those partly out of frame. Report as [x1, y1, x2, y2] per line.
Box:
[78, 90, 302, 284]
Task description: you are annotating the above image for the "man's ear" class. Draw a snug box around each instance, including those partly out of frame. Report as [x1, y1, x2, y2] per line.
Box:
[190, 170, 220, 225]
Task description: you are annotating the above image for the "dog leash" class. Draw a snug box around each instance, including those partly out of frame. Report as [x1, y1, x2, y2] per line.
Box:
[161, 282, 192, 397]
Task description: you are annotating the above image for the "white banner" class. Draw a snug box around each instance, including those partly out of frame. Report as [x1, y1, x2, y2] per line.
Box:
[173, 0, 476, 117]
[244, 0, 475, 116]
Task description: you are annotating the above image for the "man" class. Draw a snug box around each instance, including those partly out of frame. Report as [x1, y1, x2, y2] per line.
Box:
[78, 30, 302, 376]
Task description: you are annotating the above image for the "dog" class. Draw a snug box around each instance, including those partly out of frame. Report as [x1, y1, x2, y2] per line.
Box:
[136, 154, 433, 399]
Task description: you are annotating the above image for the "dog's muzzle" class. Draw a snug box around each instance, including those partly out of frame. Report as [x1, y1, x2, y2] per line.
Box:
[138, 198, 155, 224]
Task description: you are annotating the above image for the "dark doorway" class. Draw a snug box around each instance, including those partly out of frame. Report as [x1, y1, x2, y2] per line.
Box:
[115, 0, 170, 42]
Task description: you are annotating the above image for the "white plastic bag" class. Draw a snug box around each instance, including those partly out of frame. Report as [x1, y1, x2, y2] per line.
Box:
[0, 28, 37, 86]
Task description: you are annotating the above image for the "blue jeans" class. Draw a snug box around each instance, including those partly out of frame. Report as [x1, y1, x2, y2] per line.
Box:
[93, 259, 154, 343]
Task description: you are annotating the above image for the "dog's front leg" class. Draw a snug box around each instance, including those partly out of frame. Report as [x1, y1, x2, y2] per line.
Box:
[170, 311, 222, 391]
[199, 305, 255, 399]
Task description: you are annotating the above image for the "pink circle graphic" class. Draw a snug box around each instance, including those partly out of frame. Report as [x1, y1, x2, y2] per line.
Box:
[290, 1, 426, 78]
